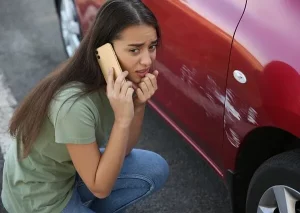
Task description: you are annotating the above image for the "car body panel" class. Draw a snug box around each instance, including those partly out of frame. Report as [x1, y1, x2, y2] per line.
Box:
[223, 0, 300, 170]
[143, 0, 246, 175]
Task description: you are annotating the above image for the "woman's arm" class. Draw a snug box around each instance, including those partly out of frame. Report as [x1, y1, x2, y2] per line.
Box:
[66, 120, 130, 198]
[66, 70, 135, 198]
[125, 71, 159, 154]
[126, 104, 145, 155]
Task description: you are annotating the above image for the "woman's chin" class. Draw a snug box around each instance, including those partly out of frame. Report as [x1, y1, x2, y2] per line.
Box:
[127, 75, 141, 84]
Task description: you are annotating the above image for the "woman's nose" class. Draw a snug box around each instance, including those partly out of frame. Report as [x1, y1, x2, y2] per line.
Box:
[140, 52, 152, 67]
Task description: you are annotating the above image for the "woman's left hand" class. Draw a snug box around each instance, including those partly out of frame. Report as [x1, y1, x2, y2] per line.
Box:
[133, 70, 159, 108]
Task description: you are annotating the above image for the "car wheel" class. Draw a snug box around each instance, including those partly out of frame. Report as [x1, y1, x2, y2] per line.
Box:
[246, 150, 300, 213]
[58, 0, 81, 57]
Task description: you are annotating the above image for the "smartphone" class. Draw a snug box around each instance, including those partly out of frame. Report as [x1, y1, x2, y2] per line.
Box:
[95, 43, 123, 82]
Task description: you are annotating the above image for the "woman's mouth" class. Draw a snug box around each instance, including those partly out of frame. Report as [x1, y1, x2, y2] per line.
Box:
[136, 68, 150, 78]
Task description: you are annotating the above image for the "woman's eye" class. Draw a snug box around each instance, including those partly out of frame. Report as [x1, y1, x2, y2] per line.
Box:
[129, 49, 139, 53]
[149, 45, 157, 51]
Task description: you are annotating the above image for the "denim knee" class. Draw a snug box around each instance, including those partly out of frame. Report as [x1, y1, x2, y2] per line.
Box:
[99, 148, 169, 192]
[126, 149, 169, 192]
[151, 152, 169, 191]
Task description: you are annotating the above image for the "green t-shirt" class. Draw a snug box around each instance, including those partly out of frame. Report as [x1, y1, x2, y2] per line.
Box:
[2, 83, 114, 213]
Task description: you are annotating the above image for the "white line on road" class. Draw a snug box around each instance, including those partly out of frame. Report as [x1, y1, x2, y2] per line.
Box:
[0, 70, 17, 156]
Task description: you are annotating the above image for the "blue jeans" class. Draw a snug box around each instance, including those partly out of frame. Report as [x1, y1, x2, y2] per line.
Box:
[62, 149, 169, 213]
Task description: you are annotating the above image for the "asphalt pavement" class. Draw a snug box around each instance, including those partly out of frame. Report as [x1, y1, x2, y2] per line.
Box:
[0, 0, 232, 212]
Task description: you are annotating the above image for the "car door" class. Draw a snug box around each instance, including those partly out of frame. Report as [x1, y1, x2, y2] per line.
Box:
[143, 0, 246, 170]
[223, 0, 300, 169]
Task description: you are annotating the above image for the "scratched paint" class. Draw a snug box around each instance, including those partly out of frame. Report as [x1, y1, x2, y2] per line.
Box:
[224, 89, 259, 148]
[225, 89, 241, 121]
[206, 75, 226, 103]
[157, 62, 247, 150]
[203, 75, 226, 117]
[158, 62, 245, 148]
[226, 128, 240, 148]
[180, 65, 197, 87]
[247, 107, 258, 125]
[224, 89, 243, 148]
[157, 62, 225, 118]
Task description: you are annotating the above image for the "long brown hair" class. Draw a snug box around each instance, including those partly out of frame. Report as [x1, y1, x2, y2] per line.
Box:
[9, 0, 161, 158]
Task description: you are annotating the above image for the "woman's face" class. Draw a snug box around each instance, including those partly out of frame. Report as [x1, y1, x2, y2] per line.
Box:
[112, 24, 158, 84]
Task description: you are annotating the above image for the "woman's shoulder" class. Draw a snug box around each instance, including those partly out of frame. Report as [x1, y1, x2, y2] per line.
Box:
[54, 82, 105, 101]
[55, 82, 85, 99]
[49, 82, 95, 117]
[49, 82, 109, 119]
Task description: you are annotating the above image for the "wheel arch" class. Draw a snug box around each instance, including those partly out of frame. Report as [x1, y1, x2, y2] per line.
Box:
[229, 126, 300, 212]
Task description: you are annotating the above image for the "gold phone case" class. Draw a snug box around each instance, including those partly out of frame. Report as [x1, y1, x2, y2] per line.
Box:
[96, 43, 123, 82]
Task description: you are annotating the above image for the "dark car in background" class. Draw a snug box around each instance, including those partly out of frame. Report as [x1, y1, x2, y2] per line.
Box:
[55, 0, 300, 212]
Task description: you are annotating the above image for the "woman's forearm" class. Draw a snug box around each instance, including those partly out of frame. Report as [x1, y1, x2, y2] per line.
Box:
[93, 121, 130, 197]
[126, 104, 146, 155]
[93, 106, 145, 197]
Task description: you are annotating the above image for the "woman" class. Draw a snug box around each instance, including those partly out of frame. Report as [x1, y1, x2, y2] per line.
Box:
[1, 0, 169, 212]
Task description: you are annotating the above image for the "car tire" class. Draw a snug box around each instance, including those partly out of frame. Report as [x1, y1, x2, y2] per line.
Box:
[246, 149, 300, 213]
[57, 0, 81, 57]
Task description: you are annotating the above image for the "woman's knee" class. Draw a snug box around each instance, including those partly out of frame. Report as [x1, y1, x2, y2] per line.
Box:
[125, 149, 169, 191]
[99, 148, 169, 191]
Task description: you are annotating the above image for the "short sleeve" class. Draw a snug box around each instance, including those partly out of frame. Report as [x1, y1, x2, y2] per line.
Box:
[49, 95, 97, 144]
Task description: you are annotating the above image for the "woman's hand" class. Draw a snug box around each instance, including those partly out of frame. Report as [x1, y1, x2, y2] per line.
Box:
[107, 69, 135, 127]
[134, 70, 159, 108]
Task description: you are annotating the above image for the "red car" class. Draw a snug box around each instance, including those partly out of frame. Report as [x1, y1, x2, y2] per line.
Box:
[55, 0, 300, 212]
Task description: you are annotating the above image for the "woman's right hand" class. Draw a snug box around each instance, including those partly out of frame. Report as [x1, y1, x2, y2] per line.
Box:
[107, 69, 135, 127]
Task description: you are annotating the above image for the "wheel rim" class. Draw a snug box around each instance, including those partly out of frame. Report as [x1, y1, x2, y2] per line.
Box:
[60, 0, 80, 57]
[258, 185, 300, 213]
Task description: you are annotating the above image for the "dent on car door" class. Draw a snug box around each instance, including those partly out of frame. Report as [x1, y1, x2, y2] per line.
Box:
[144, 0, 246, 172]
[223, 0, 300, 170]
